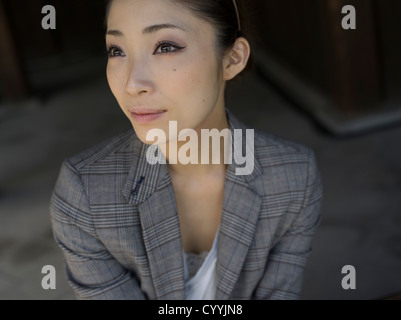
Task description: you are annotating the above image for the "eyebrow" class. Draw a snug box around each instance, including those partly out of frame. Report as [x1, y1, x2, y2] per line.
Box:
[143, 23, 186, 34]
[106, 23, 186, 37]
[106, 29, 123, 37]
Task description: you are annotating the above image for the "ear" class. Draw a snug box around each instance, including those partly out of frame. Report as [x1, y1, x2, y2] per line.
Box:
[222, 37, 251, 81]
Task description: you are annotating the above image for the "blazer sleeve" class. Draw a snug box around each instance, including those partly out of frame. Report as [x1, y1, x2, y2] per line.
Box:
[50, 161, 147, 300]
[253, 149, 323, 300]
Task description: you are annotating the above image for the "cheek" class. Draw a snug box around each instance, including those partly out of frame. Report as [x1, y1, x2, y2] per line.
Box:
[169, 57, 220, 100]
[106, 64, 128, 109]
[106, 65, 133, 124]
[166, 61, 222, 129]
[106, 64, 119, 95]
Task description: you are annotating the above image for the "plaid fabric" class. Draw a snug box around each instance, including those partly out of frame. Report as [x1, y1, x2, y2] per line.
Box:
[50, 109, 323, 300]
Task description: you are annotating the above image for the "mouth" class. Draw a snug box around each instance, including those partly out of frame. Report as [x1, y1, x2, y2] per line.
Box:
[129, 108, 167, 124]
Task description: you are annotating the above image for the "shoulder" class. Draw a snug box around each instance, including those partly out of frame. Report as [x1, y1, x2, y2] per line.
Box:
[251, 128, 321, 196]
[63, 129, 140, 174]
[51, 129, 141, 222]
[227, 108, 314, 166]
[226, 109, 319, 185]
[253, 128, 315, 166]
[53, 129, 141, 202]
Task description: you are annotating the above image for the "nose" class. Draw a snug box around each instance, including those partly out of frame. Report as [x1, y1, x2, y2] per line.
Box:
[125, 59, 154, 97]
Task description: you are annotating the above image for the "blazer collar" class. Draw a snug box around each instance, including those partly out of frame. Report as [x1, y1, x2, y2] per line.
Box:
[122, 108, 262, 203]
[122, 109, 263, 299]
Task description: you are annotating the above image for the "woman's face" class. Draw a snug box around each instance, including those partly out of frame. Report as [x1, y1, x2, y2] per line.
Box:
[106, 0, 227, 145]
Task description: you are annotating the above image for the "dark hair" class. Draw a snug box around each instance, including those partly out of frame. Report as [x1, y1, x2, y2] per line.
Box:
[105, 0, 254, 77]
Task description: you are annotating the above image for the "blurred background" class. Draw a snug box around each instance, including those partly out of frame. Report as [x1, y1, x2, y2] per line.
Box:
[0, 0, 400, 300]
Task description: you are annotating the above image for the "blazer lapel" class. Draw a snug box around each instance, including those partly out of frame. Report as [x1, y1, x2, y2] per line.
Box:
[138, 182, 185, 300]
[215, 162, 262, 299]
[215, 109, 263, 299]
[122, 139, 185, 300]
[121, 110, 263, 300]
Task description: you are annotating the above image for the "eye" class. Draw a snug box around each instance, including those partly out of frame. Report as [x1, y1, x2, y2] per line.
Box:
[107, 45, 125, 58]
[153, 41, 186, 55]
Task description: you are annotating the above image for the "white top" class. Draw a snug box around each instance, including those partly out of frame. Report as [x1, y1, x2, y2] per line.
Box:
[183, 229, 219, 300]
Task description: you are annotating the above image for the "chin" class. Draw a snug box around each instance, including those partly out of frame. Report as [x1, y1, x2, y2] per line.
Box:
[132, 126, 167, 146]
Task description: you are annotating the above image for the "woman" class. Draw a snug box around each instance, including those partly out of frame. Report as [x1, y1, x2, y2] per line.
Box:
[50, 0, 323, 300]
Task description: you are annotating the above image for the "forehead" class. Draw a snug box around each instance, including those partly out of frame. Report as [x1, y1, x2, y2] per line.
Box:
[107, 0, 207, 35]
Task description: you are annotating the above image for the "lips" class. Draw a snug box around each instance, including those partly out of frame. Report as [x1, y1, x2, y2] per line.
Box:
[130, 108, 166, 115]
[129, 108, 167, 124]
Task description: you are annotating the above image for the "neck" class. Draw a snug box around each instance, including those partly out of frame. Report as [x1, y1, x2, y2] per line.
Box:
[161, 106, 230, 178]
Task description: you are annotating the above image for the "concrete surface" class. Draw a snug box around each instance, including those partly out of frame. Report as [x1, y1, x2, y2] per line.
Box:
[0, 67, 400, 300]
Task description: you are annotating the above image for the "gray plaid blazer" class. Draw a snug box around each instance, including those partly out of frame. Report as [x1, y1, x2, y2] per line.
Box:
[50, 109, 323, 300]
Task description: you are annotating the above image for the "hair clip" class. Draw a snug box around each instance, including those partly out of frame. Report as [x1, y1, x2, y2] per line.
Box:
[232, 0, 242, 35]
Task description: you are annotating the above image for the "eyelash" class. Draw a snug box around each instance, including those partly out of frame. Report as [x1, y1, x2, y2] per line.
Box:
[153, 41, 186, 55]
[107, 46, 124, 58]
[106, 41, 186, 58]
